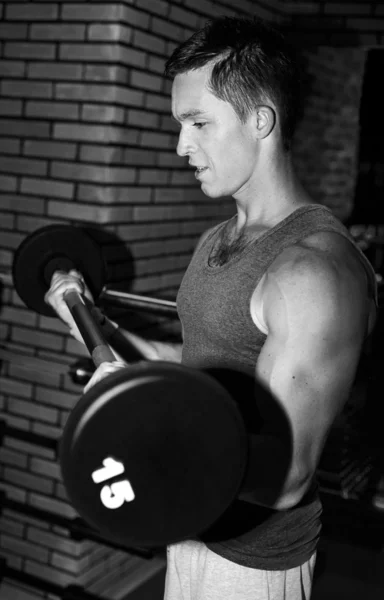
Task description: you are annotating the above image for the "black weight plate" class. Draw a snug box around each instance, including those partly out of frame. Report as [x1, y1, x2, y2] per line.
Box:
[13, 224, 107, 317]
[59, 361, 248, 549]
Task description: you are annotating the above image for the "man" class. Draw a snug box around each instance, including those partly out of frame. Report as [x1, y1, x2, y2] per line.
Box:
[46, 16, 377, 600]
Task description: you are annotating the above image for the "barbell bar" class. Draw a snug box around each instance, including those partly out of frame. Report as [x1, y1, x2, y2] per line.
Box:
[0, 268, 177, 318]
[7, 224, 250, 549]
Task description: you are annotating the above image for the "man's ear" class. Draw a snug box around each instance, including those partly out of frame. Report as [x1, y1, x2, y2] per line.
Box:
[252, 105, 276, 140]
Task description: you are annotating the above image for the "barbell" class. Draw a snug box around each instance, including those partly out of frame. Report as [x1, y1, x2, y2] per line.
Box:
[11, 224, 251, 549]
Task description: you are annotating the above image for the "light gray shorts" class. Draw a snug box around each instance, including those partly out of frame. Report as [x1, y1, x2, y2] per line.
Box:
[164, 539, 317, 600]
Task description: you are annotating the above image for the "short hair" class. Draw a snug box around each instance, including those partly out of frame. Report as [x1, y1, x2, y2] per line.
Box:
[164, 16, 303, 150]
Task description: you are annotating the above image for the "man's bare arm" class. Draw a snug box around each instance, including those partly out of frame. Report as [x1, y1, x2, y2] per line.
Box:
[239, 247, 371, 509]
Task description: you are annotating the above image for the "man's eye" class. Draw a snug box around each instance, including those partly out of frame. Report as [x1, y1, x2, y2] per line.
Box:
[193, 122, 206, 129]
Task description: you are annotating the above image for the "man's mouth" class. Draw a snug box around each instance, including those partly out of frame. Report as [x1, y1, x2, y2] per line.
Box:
[195, 167, 208, 175]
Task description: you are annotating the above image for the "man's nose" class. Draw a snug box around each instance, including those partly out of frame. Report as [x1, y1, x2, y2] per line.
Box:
[176, 127, 195, 157]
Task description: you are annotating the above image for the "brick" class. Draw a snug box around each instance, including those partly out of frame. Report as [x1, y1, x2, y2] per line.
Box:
[77, 184, 148, 203]
[171, 170, 196, 185]
[140, 131, 171, 148]
[124, 148, 157, 166]
[16, 215, 52, 232]
[145, 93, 170, 113]
[88, 24, 123, 42]
[0, 230, 24, 249]
[0, 60, 25, 77]
[1, 533, 50, 562]
[133, 30, 166, 54]
[0, 119, 50, 138]
[84, 64, 128, 83]
[0, 99, 23, 116]
[1, 484, 28, 507]
[115, 86, 144, 107]
[6, 3, 59, 20]
[28, 62, 83, 80]
[160, 115, 179, 133]
[131, 70, 163, 92]
[81, 104, 124, 123]
[119, 24, 133, 45]
[26, 100, 79, 120]
[151, 17, 183, 42]
[0, 516, 25, 537]
[121, 5, 150, 28]
[38, 315, 69, 335]
[5, 43, 56, 60]
[0, 193, 45, 214]
[62, 3, 124, 20]
[0, 447, 28, 469]
[20, 177, 74, 200]
[54, 123, 121, 143]
[133, 205, 194, 221]
[27, 528, 83, 557]
[158, 151, 185, 167]
[26, 558, 76, 588]
[31, 456, 61, 479]
[30, 24, 86, 40]
[120, 46, 146, 68]
[59, 43, 122, 62]
[148, 55, 166, 74]
[127, 109, 159, 128]
[32, 422, 63, 443]
[4, 436, 55, 459]
[10, 398, 58, 424]
[0, 376, 33, 398]
[50, 552, 81, 574]
[55, 82, 117, 102]
[35, 387, 76, 410]
[79, 145, 124, 164]
[48, 200, 113, 223]
[0, 248, 13, 268]
[23, 140, 77, 160]
[0, 175, 17, 192]
[1, 306, 37, 327]
[9, 362, 62, 387]
[0, 24, 28, 39]
[0, 212, 15, 229]
[51, 161, 136, 184]
[138, 169, 169, 185]
[136, 0, 168, 15]
[0, 156, 47, 177]
[12, 326, 64, 351]
[130, 238, 194, 259]
[3, 509, 51, 532]
[169, 6, 199, 27]
[1, 80, 52, 99]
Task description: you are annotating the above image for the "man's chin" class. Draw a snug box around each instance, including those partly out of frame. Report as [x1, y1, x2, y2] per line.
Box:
[200, 183, 224, 199]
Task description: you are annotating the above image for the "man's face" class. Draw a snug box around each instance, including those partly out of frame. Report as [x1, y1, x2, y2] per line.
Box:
[171, 66, 260, 199]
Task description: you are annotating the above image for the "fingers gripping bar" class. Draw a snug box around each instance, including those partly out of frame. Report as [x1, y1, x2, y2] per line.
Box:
[63, 290, 116, 367]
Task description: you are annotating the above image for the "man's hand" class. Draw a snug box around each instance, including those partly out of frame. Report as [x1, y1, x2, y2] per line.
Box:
[83, 360, 128, 394]
[44, 270, 94, 342]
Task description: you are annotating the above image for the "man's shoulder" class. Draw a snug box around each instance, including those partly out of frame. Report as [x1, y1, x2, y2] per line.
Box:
[263, 233, 371, 322]
[269, 230, 367, 287]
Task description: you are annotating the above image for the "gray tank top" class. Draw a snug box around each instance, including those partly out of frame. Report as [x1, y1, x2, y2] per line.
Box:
[176, 204, 377, 570]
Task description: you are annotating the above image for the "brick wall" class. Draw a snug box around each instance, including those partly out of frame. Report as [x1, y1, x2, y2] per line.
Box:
[0, 1, 283, 599]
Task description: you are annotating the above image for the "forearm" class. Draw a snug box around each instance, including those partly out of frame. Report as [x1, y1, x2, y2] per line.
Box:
[110, 328, 183, 363]
[69, 306, 182, 363]
[238, 433, 309, 510]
